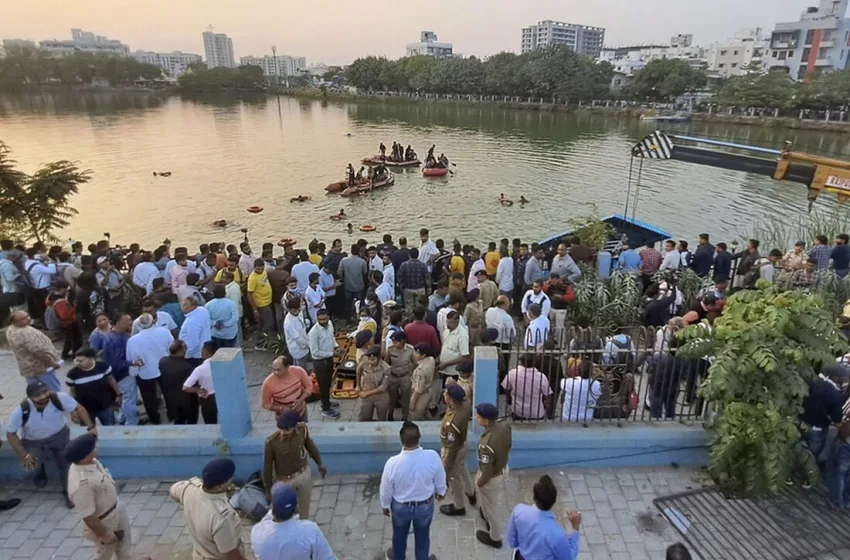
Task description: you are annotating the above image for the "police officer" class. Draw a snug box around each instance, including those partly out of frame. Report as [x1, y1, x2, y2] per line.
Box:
[386, 330, 417, 421]
[263, 410, 327, 520]
[439, 384, 476, 517]
[357, 346, 391, 421]
[65, 433, 133, 559]
[169, 458, 246, 560]
[445, 358, 473, 402]
[475, 402, 512, 549]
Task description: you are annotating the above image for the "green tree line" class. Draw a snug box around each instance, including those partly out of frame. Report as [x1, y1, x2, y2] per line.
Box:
[713, 67, 850, 109]
[345, 46, 615, 101]
[176, 65, 266, 92]
[0, 49, 162, 90]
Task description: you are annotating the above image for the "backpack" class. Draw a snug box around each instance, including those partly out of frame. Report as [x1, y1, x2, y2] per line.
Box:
[13, 261, 34, 293]
[228, 471, 268, 522]
[44, 300, 62, 332]
[743, 259, 770, 288]
[20, 392, 64, 426]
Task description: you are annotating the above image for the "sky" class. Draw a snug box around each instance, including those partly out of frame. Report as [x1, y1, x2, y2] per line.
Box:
[0, 0, 824, 65]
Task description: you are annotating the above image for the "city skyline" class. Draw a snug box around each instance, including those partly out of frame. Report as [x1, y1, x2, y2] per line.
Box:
[0, 0, 825, 65]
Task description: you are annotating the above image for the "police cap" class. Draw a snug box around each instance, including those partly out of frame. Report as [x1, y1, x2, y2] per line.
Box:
[202, 457, 236, 487]
[64, 433, 97, 463]
[475, 403, 498, 421]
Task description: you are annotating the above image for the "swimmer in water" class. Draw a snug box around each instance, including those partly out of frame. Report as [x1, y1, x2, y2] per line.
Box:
[347, 223, 354, 234]
[519, 196, 529, 204]
[499, 193, 514, 206]
[330, 209, 347, 221]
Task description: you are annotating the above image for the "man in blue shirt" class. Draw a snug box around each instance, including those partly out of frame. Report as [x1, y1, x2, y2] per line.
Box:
[712, 242, 732, 282]
[506, 474, 582, 560]
[617, 246, 642, 272]
[831, 234, 850, 279]
[251, 482, 335, 560]
[690, 234, 715, 277]
[205, 284, 239, 348]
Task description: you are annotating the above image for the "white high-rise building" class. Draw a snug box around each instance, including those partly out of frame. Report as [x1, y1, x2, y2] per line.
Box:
[707, 29, 769, 77]
[40, 29, 129, 57]
[202, 31, 235, 68]
[132, 51, 202, 77]
[406, 31, 454, 59]
[521, 20, 605, 56]
[240, 54, 307, 76]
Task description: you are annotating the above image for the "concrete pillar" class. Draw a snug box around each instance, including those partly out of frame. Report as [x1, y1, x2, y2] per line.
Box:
[209, 347, 252, 440]
[825, 110, 831, 122]
[472, 346, 499, 435]
[774, 108, 779, 117]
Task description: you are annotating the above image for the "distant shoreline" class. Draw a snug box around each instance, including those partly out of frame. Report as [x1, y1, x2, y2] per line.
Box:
[281, 88, 850, 132]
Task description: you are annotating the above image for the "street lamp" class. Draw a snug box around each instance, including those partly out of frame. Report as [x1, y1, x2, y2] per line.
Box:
[271, 45, 278, 86]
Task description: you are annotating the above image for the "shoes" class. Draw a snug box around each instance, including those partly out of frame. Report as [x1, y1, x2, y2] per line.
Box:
[322, 408, 341, 419]
[802, 481, 813, 490]
[65, 496, 75, 509]
[0, 498, 20, 511]
[439, 504, 466, 516]
[476, 530, 502, 549]
[467, 492, 477, 507]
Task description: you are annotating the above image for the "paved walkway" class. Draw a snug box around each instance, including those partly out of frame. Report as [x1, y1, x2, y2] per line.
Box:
[0, 466, 704, 560]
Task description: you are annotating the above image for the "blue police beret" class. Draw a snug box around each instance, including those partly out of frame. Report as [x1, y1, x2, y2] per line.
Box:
[271, 482, 298, 519]
[414, 343, 433, 357]
[476, 403, 498, 421]
[446, 384, 466, 401]
[64, 433, 97, 463]
[456, 358, 474, 374]
[202, 457, 235, 487]
[354, 330, 373, 348]
[390, 330, 406, 342]
[482, 328, 499, 344]
[276, 410, 302, 430]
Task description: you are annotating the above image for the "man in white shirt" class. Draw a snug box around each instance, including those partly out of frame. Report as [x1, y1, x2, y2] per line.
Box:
[5, 382, 97, 509]
[126, 313, 174, 424]
[382, 255, 396, 298]
[291, 257, 320, 296]
[284, 298, 311, 370]
[380, 421, 446, 560]
[550, 243, 582, 283]
[132, 252, 161, 294]
[418, 228, 439, 272]
[466, 249, 486, 293]
[164, 249, 197, 287]
[661, 240, 680, 271]
[495, 247, 514, 296]
[304, 273, 326, 326]
[485, 296, 516, 344]
[179, 295, 212, 361]
[182, 341, 218, 424]
[439, 312, 470, 379]
[374, 271, 394, 305]
[520, 281, 551, 322]
[238, 242, 256, 280]
[524, 303, 550, 350]
[436, 296, 466, 338]
[24, 252, 56, 321]
[251, 483, 335, 560]
[367, 247, 383, 272]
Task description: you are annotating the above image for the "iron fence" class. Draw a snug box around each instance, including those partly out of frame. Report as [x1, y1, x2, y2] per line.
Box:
[489, 325, 709, 425]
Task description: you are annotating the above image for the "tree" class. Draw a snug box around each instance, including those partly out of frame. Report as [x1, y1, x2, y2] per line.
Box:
[626, 59, 707, 101]
[713, 71, 799, 108]
[797, 69, 850, 108]
[678, 283, 847, 496]
[0, 51, 162, 90]
[0, 142, 92, 243]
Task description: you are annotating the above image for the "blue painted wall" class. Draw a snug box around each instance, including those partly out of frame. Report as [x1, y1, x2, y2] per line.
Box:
[0, 422, 709, 481]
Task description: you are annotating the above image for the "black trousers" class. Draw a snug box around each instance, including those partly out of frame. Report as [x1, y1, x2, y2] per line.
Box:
[200, 394, 218, 424]
[314, 357, 334, 410]
[137, 376, 164, 425]
[163, 387, 198, 425]
[61, 322, 83, 359]
[29, 288, 48, 325]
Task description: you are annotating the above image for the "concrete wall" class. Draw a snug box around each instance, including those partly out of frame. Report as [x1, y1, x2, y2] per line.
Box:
[0, 346, 709, 482]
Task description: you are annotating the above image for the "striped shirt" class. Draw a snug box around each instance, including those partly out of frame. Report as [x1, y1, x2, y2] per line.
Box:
[261, 368, 312, 413]
[66, 362, 115, 413]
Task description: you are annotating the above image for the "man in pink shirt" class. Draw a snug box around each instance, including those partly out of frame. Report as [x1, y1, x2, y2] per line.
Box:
[501, 354, 552, 420]
[170, 254, 190, 294]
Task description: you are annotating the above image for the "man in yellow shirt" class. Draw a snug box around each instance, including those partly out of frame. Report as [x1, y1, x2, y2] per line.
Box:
[215, 255, 244, 285]
[450, 243, 466, 275]
[484, 242, 500, 278]
[308, 241, 323, 266]
[248, 258, 274, 349]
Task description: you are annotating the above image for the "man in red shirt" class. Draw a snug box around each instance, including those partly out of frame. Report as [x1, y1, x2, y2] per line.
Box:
[638, 241, 663, 292]
[404, 307, 441, 355]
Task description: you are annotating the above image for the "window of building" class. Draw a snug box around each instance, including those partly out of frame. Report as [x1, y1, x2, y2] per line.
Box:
[806, 29, 815, 45]
[778, 51, 787, 60]
[720, 50, 727, 56]
[718, 63, 725, 68]
[802, 47, 811, 60]
[818, 48, 830, 59]
[772, 51, 778, 58]
[731, 63, 738, 68]
[797, 66, 808, 80]
[733, 50, 739, 55]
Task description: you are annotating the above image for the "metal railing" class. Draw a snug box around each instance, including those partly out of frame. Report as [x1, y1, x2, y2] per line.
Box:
[490, 325, 708, 425]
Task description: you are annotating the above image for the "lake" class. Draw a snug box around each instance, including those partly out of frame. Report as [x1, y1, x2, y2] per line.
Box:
[1, 92, 849, 251]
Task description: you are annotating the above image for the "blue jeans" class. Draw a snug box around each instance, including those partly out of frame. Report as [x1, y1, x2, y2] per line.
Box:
[826, 439, 850, 508]
[118, 375, 138, 426]
[803, 428, 828, 463]
[391, 498, 434, 560]
[27, 370, 61, 392]
[92, 407, 116, 426]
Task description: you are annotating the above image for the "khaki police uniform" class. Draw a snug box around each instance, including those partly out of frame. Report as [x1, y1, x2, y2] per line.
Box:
[358, 359, 391, 421]
[410, 356, 436, 420]
[440, 401, 475, 509]
[477, 421, 512, 542]
[445, 375, 473, 402]
[262, 423, 322, 519]
[386, 343, 417, 420]
[67, 459, 132, 560]
[169, 477, 243, 560]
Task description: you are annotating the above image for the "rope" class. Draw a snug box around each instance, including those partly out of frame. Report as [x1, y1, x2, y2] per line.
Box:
[631, 158, 644, 221]
[624, 156, 635, 217]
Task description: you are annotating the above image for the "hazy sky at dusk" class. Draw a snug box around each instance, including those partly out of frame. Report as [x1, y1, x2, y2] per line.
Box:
[1, 0, 823, 65]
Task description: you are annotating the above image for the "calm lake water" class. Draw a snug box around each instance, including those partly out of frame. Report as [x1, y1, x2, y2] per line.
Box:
[1, 92, 849, 250]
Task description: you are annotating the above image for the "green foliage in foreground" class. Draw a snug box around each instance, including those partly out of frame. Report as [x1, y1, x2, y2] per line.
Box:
[0, 142, 91, 243]
[678, 284, 846, 496]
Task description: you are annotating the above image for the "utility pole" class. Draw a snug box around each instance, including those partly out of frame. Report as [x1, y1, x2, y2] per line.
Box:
[271, 45, 278, 86]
